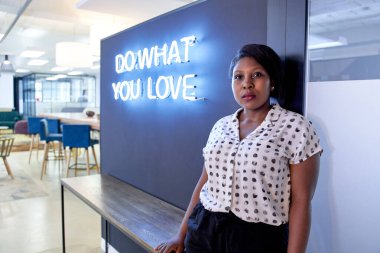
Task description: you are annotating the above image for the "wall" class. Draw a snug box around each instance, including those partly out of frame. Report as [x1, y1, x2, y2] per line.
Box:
[0, 73, 14, 109]
[306, 80, 380, 253]
[95, 72, 100, 107]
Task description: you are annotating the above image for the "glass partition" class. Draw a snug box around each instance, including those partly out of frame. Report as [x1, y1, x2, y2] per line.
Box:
[308, 0, 380, 81]
[18, 73, 96, 117]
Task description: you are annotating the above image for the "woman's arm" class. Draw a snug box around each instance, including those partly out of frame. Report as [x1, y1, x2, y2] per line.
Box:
[287, 153, 320, 253]
[155, 167, 208, 253]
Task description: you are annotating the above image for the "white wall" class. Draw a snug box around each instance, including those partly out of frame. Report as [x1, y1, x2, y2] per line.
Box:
[0, 72, 14, 108]
[306, 80, 380, 253]
[95, 72, 100, 107]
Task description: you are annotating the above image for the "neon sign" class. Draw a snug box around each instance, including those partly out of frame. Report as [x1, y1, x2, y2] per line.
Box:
[112, 35, 202, 101]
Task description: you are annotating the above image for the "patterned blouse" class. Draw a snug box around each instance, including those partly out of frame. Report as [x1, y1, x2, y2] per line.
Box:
[199, 104, 322, 225]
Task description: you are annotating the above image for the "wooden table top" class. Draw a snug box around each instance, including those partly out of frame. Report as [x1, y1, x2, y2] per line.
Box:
[39, 112, 100, 130]
[61, 175, 185, 252]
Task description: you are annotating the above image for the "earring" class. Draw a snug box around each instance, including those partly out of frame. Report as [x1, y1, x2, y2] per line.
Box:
[271, 86, 275, 91]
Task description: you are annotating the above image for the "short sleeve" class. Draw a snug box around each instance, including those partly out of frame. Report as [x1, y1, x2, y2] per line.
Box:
[289, 118, 322, 164]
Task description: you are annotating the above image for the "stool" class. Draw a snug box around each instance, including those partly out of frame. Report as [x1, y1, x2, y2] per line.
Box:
[0, 136, 15, 179]
[62, 124, 99, 176]
[27, 117, 43, 163]
[40, 119, 64, 179]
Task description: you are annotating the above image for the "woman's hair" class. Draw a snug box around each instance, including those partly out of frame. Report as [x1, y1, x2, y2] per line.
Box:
[229, 44, 283, 99]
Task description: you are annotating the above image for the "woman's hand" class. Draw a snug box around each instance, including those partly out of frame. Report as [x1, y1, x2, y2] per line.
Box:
[155, 167, 208, 253]
[155, 235, 184, 253]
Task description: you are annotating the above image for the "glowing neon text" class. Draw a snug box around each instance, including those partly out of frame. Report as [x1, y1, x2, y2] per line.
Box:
[112, 35, 201, 101]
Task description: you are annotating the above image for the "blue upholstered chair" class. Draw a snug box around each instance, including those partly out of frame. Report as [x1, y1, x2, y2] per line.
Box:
[47, 118, 61, 134]
[62, 124, 99, 176]
[40, 119, 64, 179]
[27, 117, 43, 163]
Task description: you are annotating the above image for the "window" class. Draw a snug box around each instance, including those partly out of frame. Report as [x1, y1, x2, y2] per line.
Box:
[308, 0, 380, 81]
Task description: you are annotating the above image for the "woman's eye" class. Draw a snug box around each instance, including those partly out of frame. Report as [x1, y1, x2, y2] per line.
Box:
[233, 74, 242, 80]
[252, 72, 263, 79]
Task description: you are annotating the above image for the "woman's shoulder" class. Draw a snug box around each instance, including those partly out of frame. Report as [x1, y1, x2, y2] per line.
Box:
[208, 109, 241, 134]
[275, 104, 311, 126]
[214, 109, 241, 125]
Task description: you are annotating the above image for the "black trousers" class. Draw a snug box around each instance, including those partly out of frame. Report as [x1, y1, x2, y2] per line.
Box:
[184, 202, 288, 253]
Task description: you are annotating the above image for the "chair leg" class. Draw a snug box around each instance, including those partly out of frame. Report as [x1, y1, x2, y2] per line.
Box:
[60, 143, 65, 169]
[74, 148, 78, 177]
[91, 146, 99, 174]
[41, 142, 49, 180]
[3, 157, 14, 179]
[66, 148, 71, 177]
[57, 143, 61, 174]
[28, 134, 35, 164]
[51, 141, 57, 158]
[85, 149, 90, 175]
[36, 135, 40, 160]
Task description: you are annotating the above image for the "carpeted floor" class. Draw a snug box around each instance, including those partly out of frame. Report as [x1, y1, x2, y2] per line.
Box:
[0, 168, 48, 203]
[0, 131, 42, 152]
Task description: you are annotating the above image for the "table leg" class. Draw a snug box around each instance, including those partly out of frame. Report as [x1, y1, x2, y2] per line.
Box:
[61, 185, 66, 253]
[105, 220, 109, 253]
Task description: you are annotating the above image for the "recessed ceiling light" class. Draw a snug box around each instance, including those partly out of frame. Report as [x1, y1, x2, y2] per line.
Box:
[27, 59, 48, 66]
[54, 74, 67, 79]
[46, 76, 58, 81]
[20, 50, 45, 58]
[308, 35, 347, 50]
[23, 28, 46, 38]
[16, 69, 31, 73]
[51, 66, 69, 72]
[67, 71, 83, 75]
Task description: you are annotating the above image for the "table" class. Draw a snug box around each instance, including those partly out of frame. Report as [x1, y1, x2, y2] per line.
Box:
[61, 175, 185, 253]
[0, 126, 10, 135]
[39, 113, 100, 130]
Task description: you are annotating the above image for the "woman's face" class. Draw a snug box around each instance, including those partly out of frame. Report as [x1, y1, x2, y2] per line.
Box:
[231, 57, 271, 111]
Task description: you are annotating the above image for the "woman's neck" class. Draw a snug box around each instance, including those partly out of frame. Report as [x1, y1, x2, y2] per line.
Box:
[240, 103, 272, 124]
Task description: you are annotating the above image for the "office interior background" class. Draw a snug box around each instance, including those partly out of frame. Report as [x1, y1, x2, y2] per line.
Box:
[1, 0, 380, 252]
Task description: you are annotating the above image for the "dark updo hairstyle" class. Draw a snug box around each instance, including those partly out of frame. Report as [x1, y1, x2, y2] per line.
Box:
[229, 44, 283, 100]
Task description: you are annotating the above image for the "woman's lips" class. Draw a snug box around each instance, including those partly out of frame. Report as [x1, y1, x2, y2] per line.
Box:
[242, 93, 256, 100]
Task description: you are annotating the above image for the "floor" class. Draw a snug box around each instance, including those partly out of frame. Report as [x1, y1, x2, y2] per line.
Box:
[0, 148, 102, 253]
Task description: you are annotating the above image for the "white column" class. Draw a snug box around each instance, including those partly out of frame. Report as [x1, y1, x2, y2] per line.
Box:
[0, 72, 14, 109]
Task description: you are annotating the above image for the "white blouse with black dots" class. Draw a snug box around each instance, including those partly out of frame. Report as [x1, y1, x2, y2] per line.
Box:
[199, 104, 322, 226]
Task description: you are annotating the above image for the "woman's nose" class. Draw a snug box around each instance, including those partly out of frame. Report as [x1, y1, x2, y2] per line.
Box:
[242, 77, 254, 89]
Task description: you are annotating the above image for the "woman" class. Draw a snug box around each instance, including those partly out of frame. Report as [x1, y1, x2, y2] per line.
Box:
[155, 44, 322, 253]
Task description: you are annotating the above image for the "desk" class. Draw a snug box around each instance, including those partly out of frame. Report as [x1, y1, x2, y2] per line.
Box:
[61, 175, 184, 253]
[39, 113, 100, 130]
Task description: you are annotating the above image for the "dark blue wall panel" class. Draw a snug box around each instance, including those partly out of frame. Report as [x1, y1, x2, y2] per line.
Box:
[101, 0, 267, 209]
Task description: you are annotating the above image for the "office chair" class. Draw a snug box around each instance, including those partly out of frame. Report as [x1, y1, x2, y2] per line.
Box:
[39, 119, 64, 179]
[62, 124, 99, 176]
[27, 117, 43, 163]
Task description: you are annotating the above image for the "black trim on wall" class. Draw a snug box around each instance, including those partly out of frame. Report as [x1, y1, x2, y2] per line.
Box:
[13, 77, 20, 113]
[267, 0, 308, 114]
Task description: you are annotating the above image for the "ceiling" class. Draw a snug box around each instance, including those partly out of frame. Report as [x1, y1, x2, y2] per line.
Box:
[1, 0, 380, 77]
[0, 0, 196, 77]
[309, 0, 380, 60]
